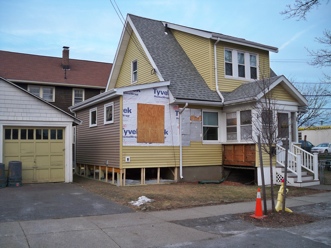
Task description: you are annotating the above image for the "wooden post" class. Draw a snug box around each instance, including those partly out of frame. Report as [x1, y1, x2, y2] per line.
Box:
[157, 167, 160, 184]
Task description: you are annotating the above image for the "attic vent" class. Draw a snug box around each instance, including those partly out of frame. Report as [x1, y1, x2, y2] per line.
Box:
[62, 46, 70, 70]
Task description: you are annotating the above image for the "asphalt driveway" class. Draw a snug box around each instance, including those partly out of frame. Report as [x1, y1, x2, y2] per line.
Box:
[0, 183, 133, 222]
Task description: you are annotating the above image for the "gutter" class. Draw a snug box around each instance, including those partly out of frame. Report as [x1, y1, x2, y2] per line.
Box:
[171, 99, 222, 107]
[179, 102, 188, 179]
[214, 38, 224, 103]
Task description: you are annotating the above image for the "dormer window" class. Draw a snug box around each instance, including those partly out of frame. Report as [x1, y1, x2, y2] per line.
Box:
[224, 49, 258, 80]
[132, 60, 138, 83]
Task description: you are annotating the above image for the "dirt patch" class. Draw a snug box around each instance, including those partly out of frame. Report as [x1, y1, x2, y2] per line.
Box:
[238, 211, 317, 228]
[73, 175, 325, 212]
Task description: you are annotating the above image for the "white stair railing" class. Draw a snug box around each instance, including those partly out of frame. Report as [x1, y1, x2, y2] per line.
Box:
[276, 144, 300, 181]
[276, 143, 319, 183]
[292, 144, 319, 181]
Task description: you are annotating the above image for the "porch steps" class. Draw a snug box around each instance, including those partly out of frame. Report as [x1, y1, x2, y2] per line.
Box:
[275, 166, 320, 187]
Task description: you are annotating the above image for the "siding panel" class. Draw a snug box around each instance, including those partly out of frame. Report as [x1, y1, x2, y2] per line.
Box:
[122, 142, 222, 168]
[76, 97, 121, 167]
[172, 30, 214, 89]
[116, 33, 159, 88]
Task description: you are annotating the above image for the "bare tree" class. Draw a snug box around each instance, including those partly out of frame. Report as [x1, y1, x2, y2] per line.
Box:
[250, 78, 289, 212]
[281, 0, 324, 20]
[307, 29, 331, 67]
[295, 82, 330, 127]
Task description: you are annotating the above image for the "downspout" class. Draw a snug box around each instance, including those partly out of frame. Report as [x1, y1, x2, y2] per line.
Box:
[179, 102, 188, 179]
[214, 38, 224, 103]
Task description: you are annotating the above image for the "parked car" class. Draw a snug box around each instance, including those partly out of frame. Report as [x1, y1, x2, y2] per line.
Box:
[299, 140, 314, 152]
[311, 143, 331, 154]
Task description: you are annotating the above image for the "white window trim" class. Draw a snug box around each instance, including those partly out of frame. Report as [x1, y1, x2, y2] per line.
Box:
[28, 85, 55, 102]
[131, 60, 138, 84]
[89, 107, 97, 127]
[202, 109, 221, 144]
[104, 102, 114, 125]
[72, 88, 85, 105]
[224, 49, 259, 81]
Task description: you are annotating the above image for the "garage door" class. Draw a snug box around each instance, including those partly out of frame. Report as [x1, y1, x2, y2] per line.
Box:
[3, 127, 65, 183]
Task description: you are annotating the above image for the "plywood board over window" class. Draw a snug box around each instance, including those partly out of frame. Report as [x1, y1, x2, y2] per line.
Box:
[137, 103, 164, 143]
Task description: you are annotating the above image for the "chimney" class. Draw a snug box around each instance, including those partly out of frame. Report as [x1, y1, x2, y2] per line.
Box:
[62, 46, 70, 69]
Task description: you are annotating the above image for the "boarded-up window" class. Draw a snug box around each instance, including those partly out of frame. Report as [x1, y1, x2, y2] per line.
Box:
[137, 103, 164, 143]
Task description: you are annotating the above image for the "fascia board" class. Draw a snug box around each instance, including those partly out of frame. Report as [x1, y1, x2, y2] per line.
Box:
[163, 22, 278, 53]
[127, 16, 165, 82]
[256, 76, 308, 106]
[164, 22, 211, 38]
[106, 18, 133, 91]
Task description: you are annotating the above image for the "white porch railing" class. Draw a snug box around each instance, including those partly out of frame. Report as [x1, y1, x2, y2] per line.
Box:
[276, 143, 319, 183]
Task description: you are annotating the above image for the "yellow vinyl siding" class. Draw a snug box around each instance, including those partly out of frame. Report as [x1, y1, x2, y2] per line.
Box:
[122, 142, 222, 168]
[216, 42, 270, 92]
[267, 84, 297, 102]
[115, 32, 159, 88]
[172, 30, 214, 90]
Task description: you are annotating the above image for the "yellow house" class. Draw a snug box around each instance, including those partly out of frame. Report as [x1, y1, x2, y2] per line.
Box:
[70, 14, 319, 187]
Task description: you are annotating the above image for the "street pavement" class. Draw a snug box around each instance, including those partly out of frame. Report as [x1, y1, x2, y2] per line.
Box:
[0, 183, 330, 248]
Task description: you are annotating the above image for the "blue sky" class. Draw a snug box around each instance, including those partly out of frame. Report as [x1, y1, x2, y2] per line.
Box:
[1, 0, 330, 85]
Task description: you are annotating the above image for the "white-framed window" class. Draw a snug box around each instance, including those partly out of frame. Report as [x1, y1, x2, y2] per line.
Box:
[28, 85, 55, 102]
[226, 112, 237, 141]
[72, 88, 85, 105]
[104, 102, 114, 124]
[238, 52, 245, 78]
[131, 60, 138, 83]
[224, 49, 259, 80]
[202, 111, 219, 141]
[225, 50, 233, 76]
[89, 107, 97, 127]
[240, 110, 252, 140]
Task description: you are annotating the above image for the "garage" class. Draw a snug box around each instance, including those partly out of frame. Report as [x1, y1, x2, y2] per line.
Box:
[4, 127, 65, 183]
[0, 77, 80, 183]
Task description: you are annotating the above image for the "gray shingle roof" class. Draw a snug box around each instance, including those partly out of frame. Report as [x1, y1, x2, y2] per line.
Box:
[222, 76, 283, 103]
[129, 14, 221, 102]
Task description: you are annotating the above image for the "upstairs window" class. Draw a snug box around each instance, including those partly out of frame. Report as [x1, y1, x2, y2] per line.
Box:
[250, 55, 257, 79]
[89, 107, 97, 127]
[28, 85, 55, 102]
[225, 50, 233, 76]
[238, 52, 245, 78]
[132, 60, 138, 83]
[73, 89, 85, 105]
[224, 49, 258, 80]
[203, 111, 219, 141]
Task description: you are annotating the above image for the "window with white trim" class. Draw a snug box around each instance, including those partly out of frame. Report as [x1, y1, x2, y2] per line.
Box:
[240, 110, 252, 140]
[72, 88, 85, 105]
[132, 60, 137, 83]
[202, 111, 219, 141]
[28, 85, 55, 102]
[89, 107, 97, 127]
[226, 112, 237, 141]
[224, 49, 258, 80]
[104, 102, 114, 124]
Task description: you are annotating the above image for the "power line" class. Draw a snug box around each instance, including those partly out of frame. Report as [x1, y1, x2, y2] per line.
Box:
[109, 0, 154, 70]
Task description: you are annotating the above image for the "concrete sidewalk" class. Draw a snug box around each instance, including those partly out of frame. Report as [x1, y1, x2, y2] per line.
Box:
[1, 190, 330, 248]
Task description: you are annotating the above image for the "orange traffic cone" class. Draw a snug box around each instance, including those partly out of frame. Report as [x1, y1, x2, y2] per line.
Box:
[250, 188, 266, 219]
